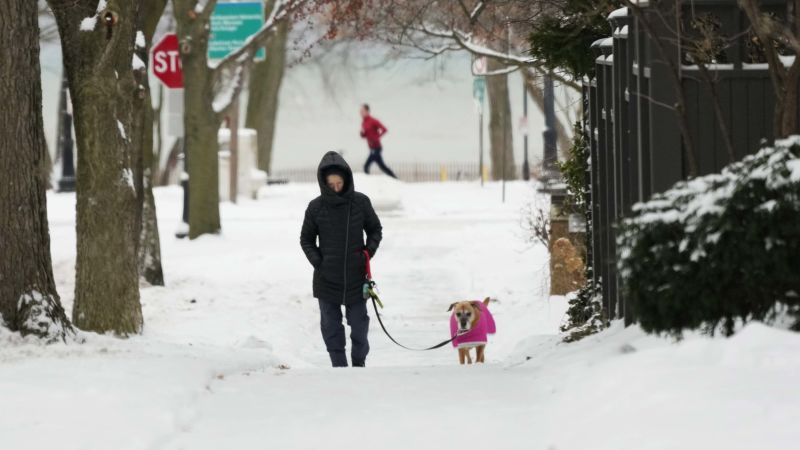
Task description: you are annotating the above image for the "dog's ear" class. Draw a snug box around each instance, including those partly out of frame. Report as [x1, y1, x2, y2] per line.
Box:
[470, 301, 483, 310]
[483, 297, 491, 306]
[447, 302, 457, 312]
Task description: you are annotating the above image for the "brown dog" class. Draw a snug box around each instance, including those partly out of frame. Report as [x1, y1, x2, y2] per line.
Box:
[447, 297, 496, 365]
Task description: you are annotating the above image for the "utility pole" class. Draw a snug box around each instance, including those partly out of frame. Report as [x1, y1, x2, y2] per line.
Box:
[473, 73, 486, 187]
[479, 105, 484, 187]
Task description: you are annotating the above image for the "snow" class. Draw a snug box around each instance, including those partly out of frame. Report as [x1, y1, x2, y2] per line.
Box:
[79, 0, 106, 32]
[195, 0, 209, 14]
[135, 31, 146, 49]
[116, 120, 127, 141]
[779, 55, 796, 68]
[79, 17, 97, 32]
[2, 181, 799, 449]
[121, 168, 135, 191]
[212, 66, 245, 113]
[608, 7, 628, 19]
[352, 173, 402, 211]
[132, 54, 146, 71]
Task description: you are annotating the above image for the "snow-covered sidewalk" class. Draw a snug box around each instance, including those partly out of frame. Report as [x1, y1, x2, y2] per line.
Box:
[1, 181, 798, 450]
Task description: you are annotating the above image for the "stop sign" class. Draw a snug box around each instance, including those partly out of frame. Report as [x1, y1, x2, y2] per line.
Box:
[152, 33, 183, 88]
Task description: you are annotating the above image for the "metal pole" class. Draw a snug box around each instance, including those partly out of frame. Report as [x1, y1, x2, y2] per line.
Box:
[522, 78, 530, 181]
[57, 72, 76, 192]
[479, 108, 484, 187]
[176, 137, 189, 239]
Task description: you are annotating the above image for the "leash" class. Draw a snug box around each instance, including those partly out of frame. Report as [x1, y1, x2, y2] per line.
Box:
[363, 250, 458, 351]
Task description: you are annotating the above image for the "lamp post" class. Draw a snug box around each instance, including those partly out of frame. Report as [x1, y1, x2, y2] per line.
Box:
[56, 73, 76, 193]
[522, 78, 530, 181]
[542, 73, 558, 181]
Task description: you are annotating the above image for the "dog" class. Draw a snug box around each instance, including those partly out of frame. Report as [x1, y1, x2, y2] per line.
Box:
[447, 297, 496, 365]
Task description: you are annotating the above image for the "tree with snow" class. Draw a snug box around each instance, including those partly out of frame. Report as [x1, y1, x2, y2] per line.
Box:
[136, 0, 168, 286]
[172, 0, 303, 239]
[47, 0, 145, 335]
[0, 0, 74, 341]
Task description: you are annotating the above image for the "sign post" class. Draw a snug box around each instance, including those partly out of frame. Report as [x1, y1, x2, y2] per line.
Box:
[151, 33, 189, 237]
[473, 76, 486, 187]
[208, 2, 265, 204]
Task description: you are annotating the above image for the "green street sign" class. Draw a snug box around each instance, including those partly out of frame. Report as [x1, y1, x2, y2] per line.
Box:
[209, 2, 266, 61]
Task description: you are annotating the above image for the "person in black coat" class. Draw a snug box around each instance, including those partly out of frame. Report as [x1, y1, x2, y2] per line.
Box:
[300, 151, 383, 367]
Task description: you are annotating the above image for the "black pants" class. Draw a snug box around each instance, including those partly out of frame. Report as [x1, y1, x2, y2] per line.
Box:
[318, 299, 370, 367]
[364, 147, 398, 178]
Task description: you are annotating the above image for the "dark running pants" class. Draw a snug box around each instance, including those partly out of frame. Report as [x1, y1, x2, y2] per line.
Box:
[364, 147, 398, 178]
[318, 299, 370, 367]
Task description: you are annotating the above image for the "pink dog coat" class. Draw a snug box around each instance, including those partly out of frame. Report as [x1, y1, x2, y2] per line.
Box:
[450, 302, 496, 348]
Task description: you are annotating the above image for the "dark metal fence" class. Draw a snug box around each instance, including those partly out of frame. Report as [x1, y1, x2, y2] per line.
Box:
[271, 161, 483, 183]
[584, 0, 797, 323]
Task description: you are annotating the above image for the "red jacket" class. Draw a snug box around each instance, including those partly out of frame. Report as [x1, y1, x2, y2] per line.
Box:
[360, 115, 387, 149]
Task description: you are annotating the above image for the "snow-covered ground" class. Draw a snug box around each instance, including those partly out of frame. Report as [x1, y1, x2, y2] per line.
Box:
[2, 180, 798, 450]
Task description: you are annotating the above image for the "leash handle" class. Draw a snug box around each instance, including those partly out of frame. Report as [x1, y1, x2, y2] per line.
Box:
[363, 249, 373, 279]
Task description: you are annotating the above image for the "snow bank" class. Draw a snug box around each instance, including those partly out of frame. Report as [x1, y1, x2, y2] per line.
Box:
[353, 173, 403, 212]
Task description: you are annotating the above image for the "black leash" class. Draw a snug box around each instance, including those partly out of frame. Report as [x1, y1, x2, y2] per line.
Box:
[363, 250, 456, 351]
[370, 296, 456, 351]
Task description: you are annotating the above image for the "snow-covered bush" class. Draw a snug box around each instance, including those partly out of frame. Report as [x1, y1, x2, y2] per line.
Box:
[558, 122, 604, 342]
[618, 137, 800, 337]
[561, 281, 605, 342]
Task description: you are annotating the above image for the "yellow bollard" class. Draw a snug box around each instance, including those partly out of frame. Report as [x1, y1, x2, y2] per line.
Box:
[440, 165, 448, 182]
[482, 166, 489, 182]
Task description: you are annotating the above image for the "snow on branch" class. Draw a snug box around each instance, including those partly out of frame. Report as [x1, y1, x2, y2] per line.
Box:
[412, 24, 579, 89]
[194, 0, 217, 17]
[468, 1, 486, 22]
[212, 64, 246, 116]
[78, 0, 108, 32]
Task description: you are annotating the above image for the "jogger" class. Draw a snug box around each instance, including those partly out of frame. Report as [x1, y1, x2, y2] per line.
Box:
[359, 104, 398, 179]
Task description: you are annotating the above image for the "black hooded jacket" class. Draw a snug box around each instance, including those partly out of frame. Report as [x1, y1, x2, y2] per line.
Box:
[300, 151, 383, 305]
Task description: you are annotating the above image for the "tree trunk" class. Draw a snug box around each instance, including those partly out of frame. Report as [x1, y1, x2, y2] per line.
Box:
[0, 0, 73, 341]
[245, 3, 289, 174]
[138, 95, 165, 285]
[49, 0, 142, 335]
[136, 0, 167, 286]
[175, 3, 223, 239]
[486, 58, 516, 181]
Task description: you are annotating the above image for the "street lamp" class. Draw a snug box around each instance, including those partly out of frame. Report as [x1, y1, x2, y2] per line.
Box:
[522, 78, 530, 181]
[56, 73, 76, 193]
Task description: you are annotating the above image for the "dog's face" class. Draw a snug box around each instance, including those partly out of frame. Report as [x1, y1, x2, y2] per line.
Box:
[447, 301, 482, 333]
